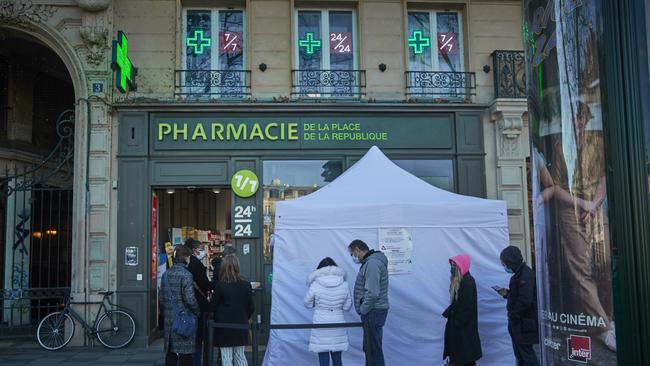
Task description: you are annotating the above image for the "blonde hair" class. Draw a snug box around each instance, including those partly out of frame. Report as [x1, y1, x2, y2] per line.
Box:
[219, 255, 244, 283]
[449, 269, 461, 303]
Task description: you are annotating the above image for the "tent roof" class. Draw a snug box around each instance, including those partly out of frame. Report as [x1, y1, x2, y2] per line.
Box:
[275, 146, 508, 229]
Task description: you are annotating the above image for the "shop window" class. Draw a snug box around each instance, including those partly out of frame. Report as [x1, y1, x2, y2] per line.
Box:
[180, 9, 248, 99]
[406, 11, 474, 99]
[293, 10, 363, 98]
[263, 160, 343, 261]
[393, 159, 455, 192]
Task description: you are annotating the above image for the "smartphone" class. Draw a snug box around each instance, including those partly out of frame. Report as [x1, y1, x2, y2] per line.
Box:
[491, 285, 503, 292]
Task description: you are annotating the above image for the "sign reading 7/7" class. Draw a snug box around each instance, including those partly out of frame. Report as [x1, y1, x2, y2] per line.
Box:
[231, 170, 259, 198]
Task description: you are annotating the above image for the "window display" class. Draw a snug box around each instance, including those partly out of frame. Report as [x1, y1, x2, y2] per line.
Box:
[262, 160, 343, 261]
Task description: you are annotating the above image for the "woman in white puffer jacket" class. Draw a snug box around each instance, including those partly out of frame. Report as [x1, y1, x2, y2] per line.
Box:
[304, 257, 353, 366]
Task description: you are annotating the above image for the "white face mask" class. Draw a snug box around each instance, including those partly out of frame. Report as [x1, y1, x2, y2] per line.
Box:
[196, 250, 206, 260]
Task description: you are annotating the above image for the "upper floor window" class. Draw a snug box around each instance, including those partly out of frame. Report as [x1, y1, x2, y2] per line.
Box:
[179, 9, 249, 99]
[406, 11, 474, 100]
[407, 11, 463, 72]
[293, 10, 364, 98]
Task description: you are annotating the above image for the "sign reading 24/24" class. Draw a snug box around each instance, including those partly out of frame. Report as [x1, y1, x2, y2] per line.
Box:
[233, 205, 257, 238]
[330, 32, 352, 54]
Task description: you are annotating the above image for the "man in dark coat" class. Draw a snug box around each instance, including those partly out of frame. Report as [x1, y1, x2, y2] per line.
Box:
[499, 246, 540, 366]
[184, 239, 214, 366]
[443, 254, 482, 366]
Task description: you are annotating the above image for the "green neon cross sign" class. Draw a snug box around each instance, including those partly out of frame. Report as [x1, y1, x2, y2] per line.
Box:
[187, 30, 212, 54]
[408, 31, 431, 54]
[111, 31, 137, 93]
[299, 32, 321, 55]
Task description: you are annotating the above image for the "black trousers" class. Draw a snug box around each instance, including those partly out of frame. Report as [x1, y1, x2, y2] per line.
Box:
[512, 342, 540, 366]
[165, 352, 193, 366]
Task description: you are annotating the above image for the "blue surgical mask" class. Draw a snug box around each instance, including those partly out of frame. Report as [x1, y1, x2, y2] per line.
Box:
[504, 266, 514, 274]
[352, 256, 361, 264]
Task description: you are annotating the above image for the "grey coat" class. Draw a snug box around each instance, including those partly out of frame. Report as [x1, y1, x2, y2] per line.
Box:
[353, 250, 389, 315]
[161, 263, 201, 354]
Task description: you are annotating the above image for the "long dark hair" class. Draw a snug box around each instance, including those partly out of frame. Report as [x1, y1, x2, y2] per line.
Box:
[317, 257, 337, 269]
[219, 255, 244, 283]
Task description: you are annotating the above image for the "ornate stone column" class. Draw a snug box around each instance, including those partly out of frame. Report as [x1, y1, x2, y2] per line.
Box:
[490, 99, 531, 260]
[75, 0, 114, 299]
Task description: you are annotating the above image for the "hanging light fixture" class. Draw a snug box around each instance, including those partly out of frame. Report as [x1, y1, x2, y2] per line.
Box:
[166, 188, 175, 194]
[212, 188, 221, 194]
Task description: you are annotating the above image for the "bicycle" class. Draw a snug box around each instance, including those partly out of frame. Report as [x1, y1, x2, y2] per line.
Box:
[36, 291, 136, 350]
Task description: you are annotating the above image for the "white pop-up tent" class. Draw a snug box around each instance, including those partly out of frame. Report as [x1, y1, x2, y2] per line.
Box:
[263, 146, 515, 365]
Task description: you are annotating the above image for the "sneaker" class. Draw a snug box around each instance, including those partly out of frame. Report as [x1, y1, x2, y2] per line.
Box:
[599, 327, 617, 352]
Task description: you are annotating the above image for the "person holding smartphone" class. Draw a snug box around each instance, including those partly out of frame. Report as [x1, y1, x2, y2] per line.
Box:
[498, 246, 540, 366]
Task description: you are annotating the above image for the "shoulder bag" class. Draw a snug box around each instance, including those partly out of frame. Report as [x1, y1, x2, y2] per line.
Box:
[164, 273, 198, 338]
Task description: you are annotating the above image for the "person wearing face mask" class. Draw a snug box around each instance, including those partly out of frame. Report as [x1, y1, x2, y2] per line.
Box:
[498, 246, 540, 366]
[348, 239, 389, 366]
[443, 254, 481, 366]
[183, 238, 214, 366]
[161, 245, 200, 366]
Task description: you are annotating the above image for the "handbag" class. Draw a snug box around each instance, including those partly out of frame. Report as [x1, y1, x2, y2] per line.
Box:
[164, 273, 198, 338]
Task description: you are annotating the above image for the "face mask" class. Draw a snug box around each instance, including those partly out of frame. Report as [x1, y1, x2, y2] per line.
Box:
[197, 250, 206, 260]
[351, 253, 361, 264]
[504, 266, 514, 274]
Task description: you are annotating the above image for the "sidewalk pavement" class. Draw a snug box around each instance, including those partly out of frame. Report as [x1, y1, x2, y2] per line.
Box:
[0, 338, 261, 365]
[0, 338, 166, 366]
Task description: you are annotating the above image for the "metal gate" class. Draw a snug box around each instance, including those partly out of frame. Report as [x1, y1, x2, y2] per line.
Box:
[0, 110, 74, 336]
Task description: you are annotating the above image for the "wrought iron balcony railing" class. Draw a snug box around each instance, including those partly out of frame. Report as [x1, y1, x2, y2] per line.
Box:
[291, 70, 366, 99]
[492, 50, 526, 99]
[405, 71, 476, 101]
[175, 70, 251, 100]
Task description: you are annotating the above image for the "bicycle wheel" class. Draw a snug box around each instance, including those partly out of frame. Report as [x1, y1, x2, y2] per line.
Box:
[37, 311, 75, 350]
[96, 310, 135, 349]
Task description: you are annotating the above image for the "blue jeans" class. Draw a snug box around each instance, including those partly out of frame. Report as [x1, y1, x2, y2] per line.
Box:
[361, 309, 388, 366]
[318, 351, 342, 366]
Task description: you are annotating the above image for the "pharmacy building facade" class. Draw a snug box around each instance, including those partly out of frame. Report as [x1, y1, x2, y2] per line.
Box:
[0, 0, 529, 346]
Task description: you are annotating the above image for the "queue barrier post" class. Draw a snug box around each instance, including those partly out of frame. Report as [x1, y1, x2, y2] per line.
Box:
[205, 320, 365, 366]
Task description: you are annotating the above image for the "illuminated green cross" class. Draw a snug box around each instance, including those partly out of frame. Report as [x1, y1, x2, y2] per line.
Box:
[111, 31, 136, 93]
[408, 31, 431, 54]
[187, 30, 211, 54]
[299, 32, 321, 55]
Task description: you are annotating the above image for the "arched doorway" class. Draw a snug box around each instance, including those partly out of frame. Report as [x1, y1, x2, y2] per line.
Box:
[0, 29, 77, 337]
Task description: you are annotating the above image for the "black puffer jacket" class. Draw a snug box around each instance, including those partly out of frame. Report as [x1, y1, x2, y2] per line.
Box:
[501, 246, 539, 345]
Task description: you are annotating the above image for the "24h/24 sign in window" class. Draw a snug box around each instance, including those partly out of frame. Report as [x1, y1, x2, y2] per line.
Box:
[330, 32, 352, 54]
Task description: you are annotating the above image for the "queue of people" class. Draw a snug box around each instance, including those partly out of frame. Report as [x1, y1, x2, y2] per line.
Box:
[160, 239, 252, 366]
[160, 237, 539, 366]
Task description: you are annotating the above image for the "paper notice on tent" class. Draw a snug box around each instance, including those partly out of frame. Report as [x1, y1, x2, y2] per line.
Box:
[379, 228, 413, 274]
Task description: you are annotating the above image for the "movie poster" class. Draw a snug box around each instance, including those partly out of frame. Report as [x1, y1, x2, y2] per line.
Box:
[524, 0, 618, 364]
